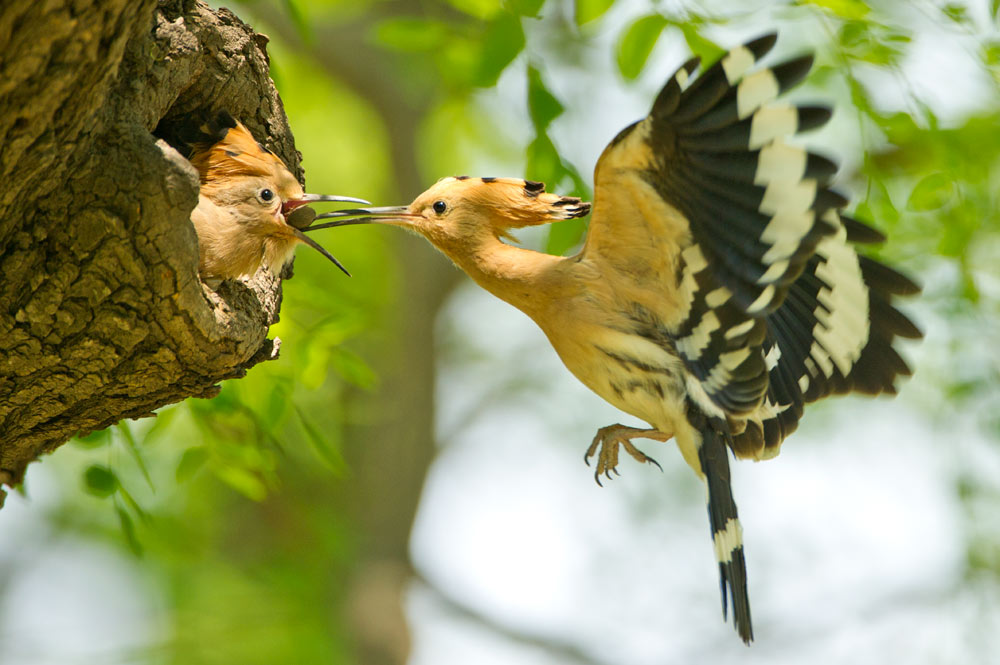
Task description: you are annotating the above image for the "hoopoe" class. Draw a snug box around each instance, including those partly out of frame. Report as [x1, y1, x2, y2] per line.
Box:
[182, 111, 367, 284]
[308, 34, 921, 643]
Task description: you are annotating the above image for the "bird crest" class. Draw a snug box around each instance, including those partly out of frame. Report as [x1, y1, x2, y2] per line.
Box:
[439, 176, 591, 228]
[187, 112, 297, 195]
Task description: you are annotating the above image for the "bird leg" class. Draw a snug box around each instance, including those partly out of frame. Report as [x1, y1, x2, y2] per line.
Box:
[584, 424, 671, 486]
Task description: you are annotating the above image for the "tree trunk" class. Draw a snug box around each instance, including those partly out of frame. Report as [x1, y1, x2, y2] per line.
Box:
[0, 0, 301, 502]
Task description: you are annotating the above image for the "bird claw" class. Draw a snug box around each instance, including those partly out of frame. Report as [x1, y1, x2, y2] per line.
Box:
[583, 423, 671, 486]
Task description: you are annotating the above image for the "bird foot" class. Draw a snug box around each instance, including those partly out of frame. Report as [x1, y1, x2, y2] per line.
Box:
[584, 424, 671, 486]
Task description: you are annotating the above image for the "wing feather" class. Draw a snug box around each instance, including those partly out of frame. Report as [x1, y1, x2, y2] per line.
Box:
[583, 33, 920, 434]
[731, 218, 922, 457]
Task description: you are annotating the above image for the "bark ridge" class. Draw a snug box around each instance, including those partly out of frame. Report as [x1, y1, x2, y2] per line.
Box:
[0, 0, 301, 497]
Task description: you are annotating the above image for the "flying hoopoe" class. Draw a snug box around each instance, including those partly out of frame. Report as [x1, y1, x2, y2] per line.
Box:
[180, 111, 367, 284]
[308, 34, 921, 643]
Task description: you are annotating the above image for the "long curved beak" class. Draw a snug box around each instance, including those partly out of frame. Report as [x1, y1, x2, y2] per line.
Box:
[291, 228, 351, 276]
[301, 206, 415, 232]
[289, 204, 411, 276]
[282, 194, 371, 216]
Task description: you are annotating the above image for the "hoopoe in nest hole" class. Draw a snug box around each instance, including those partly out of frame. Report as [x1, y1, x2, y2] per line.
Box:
[180, 111, 367, 285]
[306, 34, 922, 643]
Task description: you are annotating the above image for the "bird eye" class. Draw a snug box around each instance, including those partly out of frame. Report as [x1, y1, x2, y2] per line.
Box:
[259, 188, 275, 202]
[432, 200, 447, 215]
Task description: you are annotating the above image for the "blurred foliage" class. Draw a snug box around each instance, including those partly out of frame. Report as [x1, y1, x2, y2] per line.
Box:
[6, 0, 1000, 663]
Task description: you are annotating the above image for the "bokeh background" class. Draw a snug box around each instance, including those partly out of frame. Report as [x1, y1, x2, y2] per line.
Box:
[2, 0, 1000, 663]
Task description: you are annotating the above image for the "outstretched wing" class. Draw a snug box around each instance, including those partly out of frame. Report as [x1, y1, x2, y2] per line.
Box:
[583, 34, 919, 422]
[586, 34, 839, 314]
[729, 213, 922, 458]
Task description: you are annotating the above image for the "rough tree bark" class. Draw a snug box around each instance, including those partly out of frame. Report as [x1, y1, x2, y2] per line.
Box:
[0, 0, 303, 504]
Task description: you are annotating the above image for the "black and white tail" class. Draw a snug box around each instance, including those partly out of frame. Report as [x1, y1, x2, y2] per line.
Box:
[690, 404, 753, 643]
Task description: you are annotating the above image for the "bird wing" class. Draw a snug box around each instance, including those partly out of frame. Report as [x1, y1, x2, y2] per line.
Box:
[583, 33, 919, 431]
[730, 216, 922, 458]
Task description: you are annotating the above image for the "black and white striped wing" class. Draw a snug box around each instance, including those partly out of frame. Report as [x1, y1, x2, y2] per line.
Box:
[647, 33, 845, 316]
[586, 33, 848, 417]
[730, 213, 922, 458]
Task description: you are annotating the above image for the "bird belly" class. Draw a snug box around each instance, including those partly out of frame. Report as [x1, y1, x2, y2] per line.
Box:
[543, 322, 704, 473]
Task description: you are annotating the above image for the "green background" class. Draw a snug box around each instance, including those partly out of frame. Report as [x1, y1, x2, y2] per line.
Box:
[1, 1, 999, 663]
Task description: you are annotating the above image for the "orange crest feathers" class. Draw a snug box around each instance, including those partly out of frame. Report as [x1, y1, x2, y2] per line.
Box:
[442, 176, 591, 227]
[187, 112, 296, 193]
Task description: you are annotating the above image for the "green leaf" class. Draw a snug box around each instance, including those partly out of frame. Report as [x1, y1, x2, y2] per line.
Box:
[937, 199, 977, 260]
[176, 447, 210, 484]
[942, 3, 969, 24]
[138, 406, 179, 445]
[200, 387, 239, 415]
[616, 14, 668, 80]
[866, 176, 899, 230]
[837, 21, 908, 67]
[446, 0, 503, 20]
[676, 23, 724, 63]
[839, 19, 866, 50]
[959, 268, 979, 303]
[545, 217, 588, 256]
[282, 0, 314, 45]
[526, 134, 562, 186]
[117, 482, 149, 522]
[215, 466, 268, 502]
[854, 40, 903, 66]
[939, 220, 974, 260]
[799, 0, 870, 20]
[330, 347, 377, 389]
[984, 42, 1000, 68]
[853, 200, 873, 226]
[84, 465, 118, 497]
[115, 506, 143, 557]
[474, 12, 525, 87]
[261, 383, 290, 432]
[439, 37, 480, 86]
[907, 172, 955, 211]
[372, 18, 450, 53]
[507, 0, 545, 17]
[527, 66, 564, 131]
[74, 428, 111, 449]
[296, 407, 349, 477]
[575, 0, 615, 25]
[118, 422, 154, 492]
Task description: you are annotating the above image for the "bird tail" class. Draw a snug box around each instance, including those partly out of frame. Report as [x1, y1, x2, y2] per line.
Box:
[690, 404, 754, 644]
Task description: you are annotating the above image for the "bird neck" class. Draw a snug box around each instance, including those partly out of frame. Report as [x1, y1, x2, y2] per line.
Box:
[444, 234, 567, 316]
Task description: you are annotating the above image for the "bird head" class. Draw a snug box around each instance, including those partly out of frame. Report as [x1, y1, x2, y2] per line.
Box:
[187, 112, 367, 274]
[305, 176, 591, 251]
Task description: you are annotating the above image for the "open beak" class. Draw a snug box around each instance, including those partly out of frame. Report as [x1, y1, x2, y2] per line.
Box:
[281, 194, 371, 217]
[301, 206, 415, 232]
[291, 228, 352, 277]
